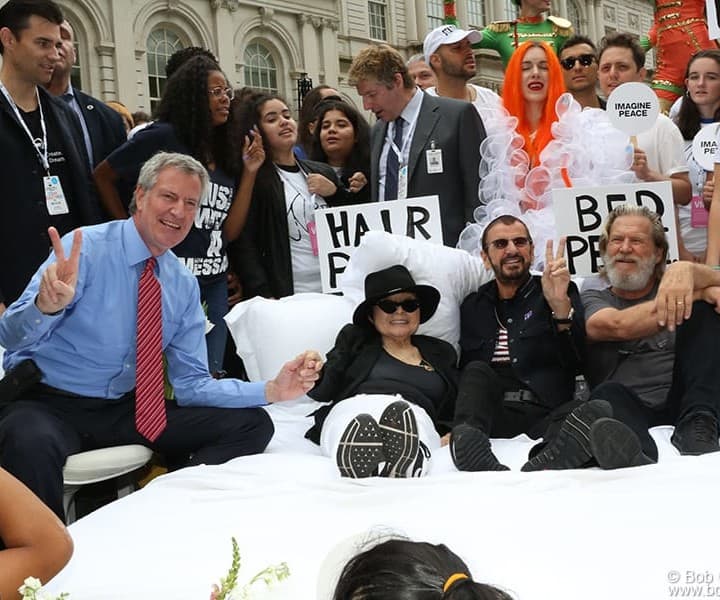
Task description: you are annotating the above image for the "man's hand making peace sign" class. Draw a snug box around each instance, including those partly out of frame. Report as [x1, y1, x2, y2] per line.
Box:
[541, 237, 573, 322]
[35, 227, 82, 315]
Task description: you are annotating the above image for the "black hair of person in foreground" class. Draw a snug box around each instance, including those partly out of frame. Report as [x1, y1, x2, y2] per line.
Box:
[332, 538, 514, 599]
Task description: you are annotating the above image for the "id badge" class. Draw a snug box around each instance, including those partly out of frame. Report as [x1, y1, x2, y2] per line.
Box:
[426, 148, 443, 174]
[308, 220, 319, 256]
[397, 165, 408, 200]
[43, 175, 70, 215]
[691, 195, 709, 228]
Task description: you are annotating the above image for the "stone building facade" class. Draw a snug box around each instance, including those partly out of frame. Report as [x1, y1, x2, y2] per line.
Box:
[54, 0, 654, 112]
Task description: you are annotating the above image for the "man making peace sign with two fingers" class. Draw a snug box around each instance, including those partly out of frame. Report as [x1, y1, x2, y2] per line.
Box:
[449, 214, 598, 473]
[0, 153, 323, 522]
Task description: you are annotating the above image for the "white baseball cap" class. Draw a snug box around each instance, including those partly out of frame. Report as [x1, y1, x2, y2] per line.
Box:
[423, 24, 482, 64]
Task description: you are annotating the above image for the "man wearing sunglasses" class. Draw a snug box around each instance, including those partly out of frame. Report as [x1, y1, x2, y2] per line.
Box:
[558, 35, 605, 110]
[450, 215, 593, 472]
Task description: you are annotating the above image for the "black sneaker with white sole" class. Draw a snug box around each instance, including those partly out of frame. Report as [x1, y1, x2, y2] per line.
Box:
[336, 414, 385, 478]
[450, 424, 510, 472]
[378, 400, 420, 478]
[520, 399, 612, 472]
[589, 417, 655, 470]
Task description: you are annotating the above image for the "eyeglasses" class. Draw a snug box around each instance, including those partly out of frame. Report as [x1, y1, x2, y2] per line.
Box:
[487, 236, 532, 250]
[376, 299, 421, 314]
[560, 54, 595, 71]
[208, 86, 234, 100]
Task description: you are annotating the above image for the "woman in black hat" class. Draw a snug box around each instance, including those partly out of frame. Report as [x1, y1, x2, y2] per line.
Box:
[306, 265, 458, 478]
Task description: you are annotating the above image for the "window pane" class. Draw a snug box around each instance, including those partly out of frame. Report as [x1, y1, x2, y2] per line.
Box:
[368, 1, 387, 40]
[467, 0, 486, 27]
[426, 0, 443, 31]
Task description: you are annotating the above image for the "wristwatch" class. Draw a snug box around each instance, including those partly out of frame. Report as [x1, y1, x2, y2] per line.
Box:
[552, 306, 574, 325]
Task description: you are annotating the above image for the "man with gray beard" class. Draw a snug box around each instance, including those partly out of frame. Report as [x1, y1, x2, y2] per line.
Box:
[580, 205, 720, 465]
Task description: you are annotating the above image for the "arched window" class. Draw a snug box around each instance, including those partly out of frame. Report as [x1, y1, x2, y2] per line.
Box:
[426, 0, 444, 30]
[567, 0, 582, 34]
[244, 42, 278, 94]
[146, 27, 184, 110]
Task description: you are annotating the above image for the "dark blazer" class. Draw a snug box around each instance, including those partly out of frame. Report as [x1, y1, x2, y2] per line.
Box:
[73, 88, 127, 167]
[306, 323, 459, 443]
[370, 92, 485, 246]
[232, 158, 365, 299]
[0, 87, 101, 305]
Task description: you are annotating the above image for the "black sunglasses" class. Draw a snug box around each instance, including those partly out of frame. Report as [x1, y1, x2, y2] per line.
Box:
[488, 236, 532, 250]
[560, 54, 595, 71]
[376, 299, 421, 314]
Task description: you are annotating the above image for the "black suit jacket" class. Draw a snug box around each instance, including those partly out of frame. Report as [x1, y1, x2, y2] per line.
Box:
[73, 88, 127, 167]
[306, 324, 459, 443]
[370, 92, 486, 246]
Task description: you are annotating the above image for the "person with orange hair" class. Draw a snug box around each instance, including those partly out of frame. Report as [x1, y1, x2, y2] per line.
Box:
[502, 41, 566, 168]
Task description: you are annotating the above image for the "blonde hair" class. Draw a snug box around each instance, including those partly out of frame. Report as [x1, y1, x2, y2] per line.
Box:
[349, 44, 414, 89]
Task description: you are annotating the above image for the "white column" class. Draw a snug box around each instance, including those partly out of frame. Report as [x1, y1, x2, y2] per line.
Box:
[109, 1, 139, 109]
[211, 2, 238, 84]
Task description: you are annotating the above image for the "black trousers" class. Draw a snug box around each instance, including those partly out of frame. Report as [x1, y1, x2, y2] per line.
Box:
[0, 385, 274, 522]
[455, 361, 581, 452]
[589, 301, 720, 461]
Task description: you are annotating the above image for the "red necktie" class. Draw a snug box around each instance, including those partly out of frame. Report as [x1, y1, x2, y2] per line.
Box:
[135, 257, 167, 442]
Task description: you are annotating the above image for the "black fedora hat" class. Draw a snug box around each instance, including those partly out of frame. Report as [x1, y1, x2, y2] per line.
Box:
[352, 265, 441, 328]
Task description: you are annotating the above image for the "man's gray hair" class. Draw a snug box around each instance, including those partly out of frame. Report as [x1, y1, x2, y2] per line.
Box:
[129, 152, 208, 214]
[406, 53, 426, 66]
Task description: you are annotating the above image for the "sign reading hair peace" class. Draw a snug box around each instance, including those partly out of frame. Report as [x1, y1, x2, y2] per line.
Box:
[552, 181, 679, 277]
[606, 82, 659, 136]
[315, 196, 443, 293]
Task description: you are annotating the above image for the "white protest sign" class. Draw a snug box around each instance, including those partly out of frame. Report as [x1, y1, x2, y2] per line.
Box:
[315, 195, 443, 293]
[607, 82, 659, 136]
[692, 123, 720, 172]
[708, 0, 720, 40]
[552, 181, 679, 277]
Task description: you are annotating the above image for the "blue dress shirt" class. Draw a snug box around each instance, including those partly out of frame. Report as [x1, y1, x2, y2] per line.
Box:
[0, 218, 267, 408]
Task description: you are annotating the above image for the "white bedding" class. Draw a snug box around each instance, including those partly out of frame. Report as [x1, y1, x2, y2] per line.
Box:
[46, 396, 720, 600]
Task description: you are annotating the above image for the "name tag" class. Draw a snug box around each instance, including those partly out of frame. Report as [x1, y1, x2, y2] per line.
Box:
[44, 175, 69, 215]
[426, 149, 443, 174]
[397, 164, 408, 200]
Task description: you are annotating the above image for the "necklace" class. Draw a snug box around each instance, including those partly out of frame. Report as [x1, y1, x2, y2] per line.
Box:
[494, 307, 507, 330]
[383, 346, 435, 372]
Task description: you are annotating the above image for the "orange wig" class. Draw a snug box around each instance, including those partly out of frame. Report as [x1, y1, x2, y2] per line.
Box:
[502, 41, 566, 167]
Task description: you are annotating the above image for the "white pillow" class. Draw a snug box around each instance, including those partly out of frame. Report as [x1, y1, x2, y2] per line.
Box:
[225, 293, 354, 382]
[338, 231, 492, 349]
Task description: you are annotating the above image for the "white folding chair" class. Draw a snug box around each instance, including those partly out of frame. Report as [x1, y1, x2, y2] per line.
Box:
[62, 445, 153, 522]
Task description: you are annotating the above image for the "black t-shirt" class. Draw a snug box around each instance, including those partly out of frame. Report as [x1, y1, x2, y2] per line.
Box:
[108, 122, 236, 283]
[356, 350, 447, 421]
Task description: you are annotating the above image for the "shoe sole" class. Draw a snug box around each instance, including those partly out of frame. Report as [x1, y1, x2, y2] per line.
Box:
[378, 401, 419, 478]
[521, 399, 612, 472]
[336, 414, 384, 478]
[450, 424, 509, 472]
[589, 418, 655, 470]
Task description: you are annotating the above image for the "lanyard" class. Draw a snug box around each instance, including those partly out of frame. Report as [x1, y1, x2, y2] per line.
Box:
[0, 80, 50, 172]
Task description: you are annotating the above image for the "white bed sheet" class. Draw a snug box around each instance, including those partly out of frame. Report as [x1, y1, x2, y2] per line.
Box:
[46, 396, 720, 600]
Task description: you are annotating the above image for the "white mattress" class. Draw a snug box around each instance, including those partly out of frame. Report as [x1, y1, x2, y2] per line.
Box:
[46, 396, 720, 600]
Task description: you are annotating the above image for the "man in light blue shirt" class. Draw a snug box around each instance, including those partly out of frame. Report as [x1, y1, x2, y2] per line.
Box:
[0, 152, 322, 521]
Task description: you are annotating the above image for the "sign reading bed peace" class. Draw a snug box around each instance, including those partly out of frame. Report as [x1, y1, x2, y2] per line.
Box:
[315, 195, 443, 293]
[552, 181, 679, 277]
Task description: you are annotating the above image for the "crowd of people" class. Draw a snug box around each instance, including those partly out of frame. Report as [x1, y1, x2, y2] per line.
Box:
[1, 0, 720, 593]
